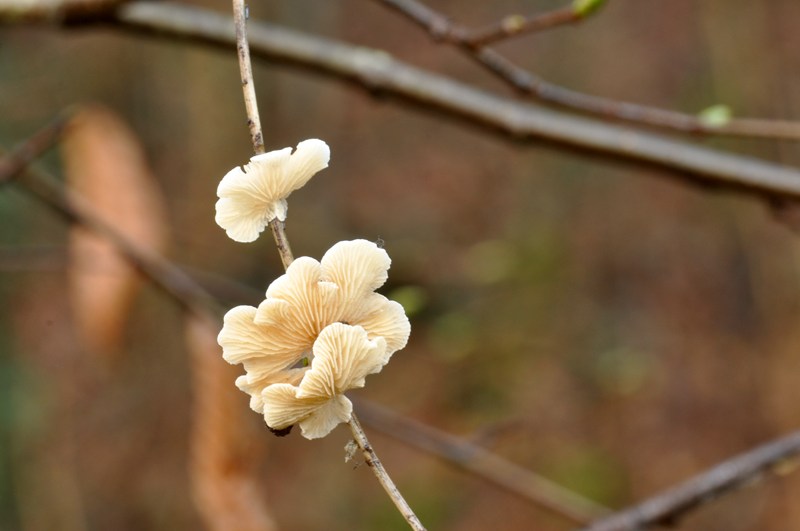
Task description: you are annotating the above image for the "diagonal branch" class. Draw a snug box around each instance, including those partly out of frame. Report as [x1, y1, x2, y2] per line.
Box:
[4, 3, 800, 202]
[107, 3, 800, 202]
[462, 6, 583, 47]
[374, 0, 800, 141]
[376, 0, 592, 45]
[0, 119, 217, 316]
[0, 113, 71, 182]
[581, 430, 800, 531]
[354, 400, 609, 526]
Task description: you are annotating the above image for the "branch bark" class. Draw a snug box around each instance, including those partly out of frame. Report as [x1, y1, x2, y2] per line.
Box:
[232, 0, 264, 156]
[0, 120, 216, 316]
[462, 6, 582, 47]
[581, 430, 800, 531]
[11, 1, 796, 203]
[354, 400, 609, 526]
[374, 0, 800, 140]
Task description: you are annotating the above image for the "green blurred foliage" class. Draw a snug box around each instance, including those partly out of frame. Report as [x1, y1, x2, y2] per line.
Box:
[699, 104, 733, 127]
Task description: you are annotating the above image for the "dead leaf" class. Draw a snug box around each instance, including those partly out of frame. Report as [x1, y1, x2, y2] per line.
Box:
[62, 104, 168, 360]
[185, 314, 277, 531]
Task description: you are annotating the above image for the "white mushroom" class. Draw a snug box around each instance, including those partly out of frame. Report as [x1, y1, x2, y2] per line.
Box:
[215, 139, 330, 242]
[218, 239, 411, 425]
[262, 323, 388, 439]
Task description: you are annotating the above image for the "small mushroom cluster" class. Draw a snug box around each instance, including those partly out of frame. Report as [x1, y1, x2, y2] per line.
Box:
[215, 141, 410, 439]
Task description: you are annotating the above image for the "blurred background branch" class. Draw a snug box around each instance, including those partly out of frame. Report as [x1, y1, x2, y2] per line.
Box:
[2, 2, 800, 205]
[354, 399, 609, 525]
[583, 430, 800, 531]
[375, 0, 800, 140]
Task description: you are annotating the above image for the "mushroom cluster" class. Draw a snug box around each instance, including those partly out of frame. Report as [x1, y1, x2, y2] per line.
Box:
[215, 140, 410, 439]
[219, 239, 410, 439]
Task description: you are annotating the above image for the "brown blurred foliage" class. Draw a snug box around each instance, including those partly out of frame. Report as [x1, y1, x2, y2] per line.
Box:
[63, 105, 167, 360]
[1, 1, 800, 530]
[186, 314, 277, 531]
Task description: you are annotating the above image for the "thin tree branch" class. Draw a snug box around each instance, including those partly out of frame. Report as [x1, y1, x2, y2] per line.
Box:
[3, 3, 800, 200]
[348, 413, 426, 531]
[374, 0, 800, 141]
[581, 430, 800, 531]
[0, 113, 71, 182]
[0, 122, 217, 317]
[354, 400, 610, 526]
[398, 2, 589, 47]
[230, 2, 422, 528]
[231, 0, 294, 270]
[463, 6, 582, 47]
[3, 0, 800, 140]
[232, 0, 264, 156]
[10, 2, 792, 203]
[267, 218, 294, 270]
[0, 0, 123, 23]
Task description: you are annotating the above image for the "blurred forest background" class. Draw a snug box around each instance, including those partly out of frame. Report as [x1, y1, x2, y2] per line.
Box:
[2, 0, 800, 530]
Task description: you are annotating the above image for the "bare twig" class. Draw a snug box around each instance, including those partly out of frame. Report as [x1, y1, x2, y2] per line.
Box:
[230, 2, 423, 528]
[0, 123, 217, 316]
[267, 218, 294, 269]
[232, 0, 264, 155]
[231, 0, 293, 269]
[355, 400, 609, 526]
[0, 0, 123, 23]
[349, 413, 427, 531]
[3, 3, 800, 200]
[464, 8, 580, 46]
[20, 2, 797, 203]
[467, 47, 800, 139]
[581, 430, 800, 531]
[374, 0, 800, 140]
[0, 113, 70, 182]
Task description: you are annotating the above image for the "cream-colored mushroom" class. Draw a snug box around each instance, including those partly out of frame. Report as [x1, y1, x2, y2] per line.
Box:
[262, 323, 388, 439]
[218, 239, 411, 417]
[215, 138, 330, 243]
